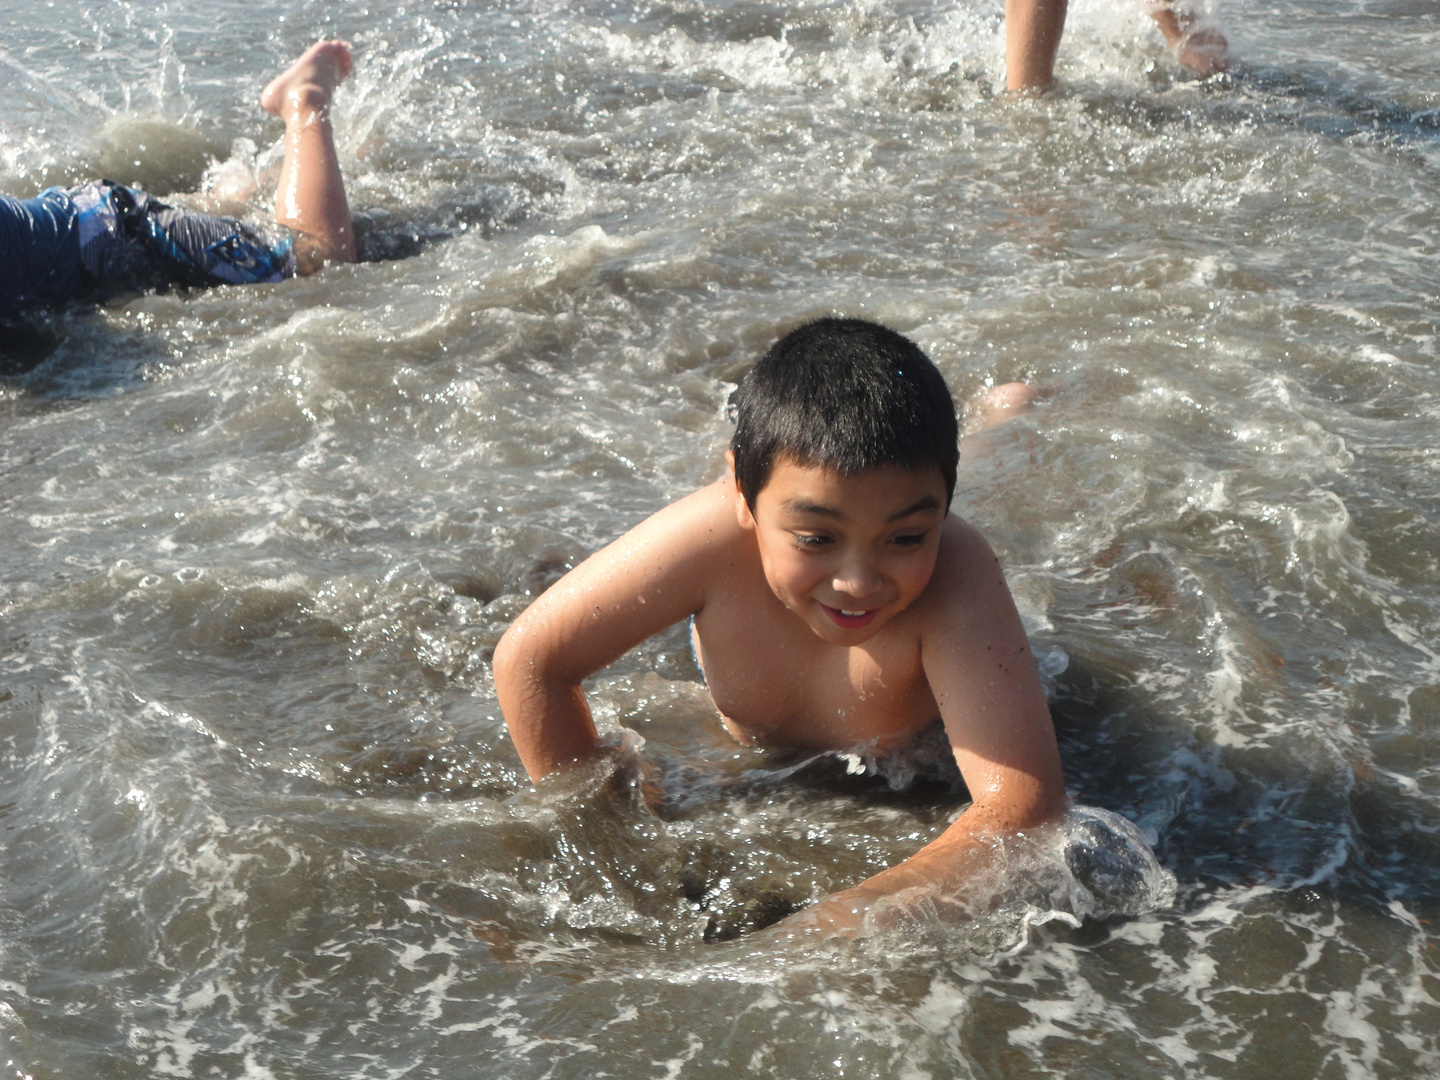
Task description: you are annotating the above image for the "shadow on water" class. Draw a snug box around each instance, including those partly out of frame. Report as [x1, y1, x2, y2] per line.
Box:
[327, 632, 1434, 952]
[1049, 647, 1440, 928]
[349, 179, 536, 262]
[0, 304, 169, 395]
[0, 191, 523, 389]
[0, 312, 62, 378]
[1230, 61, 1440, 147]
[1071, 59, 1440, 156]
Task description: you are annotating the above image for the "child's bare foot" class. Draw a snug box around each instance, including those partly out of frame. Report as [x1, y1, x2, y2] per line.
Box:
[1148, 7, 1229, 78]
[1173, 26, 1229, 77]
[261, 40, 353, 118]
[965, 382, 1039, 433]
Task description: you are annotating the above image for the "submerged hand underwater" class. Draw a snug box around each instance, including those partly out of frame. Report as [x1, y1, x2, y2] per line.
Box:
[2, 0, 1438, 1077]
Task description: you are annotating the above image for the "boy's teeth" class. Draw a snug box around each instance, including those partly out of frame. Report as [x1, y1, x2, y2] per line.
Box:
[841, 609, 864, 616]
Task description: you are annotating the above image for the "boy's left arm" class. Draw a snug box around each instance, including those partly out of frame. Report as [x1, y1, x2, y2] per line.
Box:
[794, 522, 1067, 933]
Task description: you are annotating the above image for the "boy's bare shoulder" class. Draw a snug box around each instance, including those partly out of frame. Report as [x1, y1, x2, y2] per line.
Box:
[639, 477, 744, 552]
[501, 479, 748, 679]
[611, 478, 749, 591]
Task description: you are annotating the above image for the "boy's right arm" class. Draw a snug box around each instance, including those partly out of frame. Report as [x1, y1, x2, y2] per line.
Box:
[493, 482, 731, 783]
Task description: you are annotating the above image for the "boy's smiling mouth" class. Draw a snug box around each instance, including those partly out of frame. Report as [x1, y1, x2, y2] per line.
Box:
[821, 604, 881, 630]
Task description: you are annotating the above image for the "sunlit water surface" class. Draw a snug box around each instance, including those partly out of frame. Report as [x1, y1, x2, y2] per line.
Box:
[2, 0, 1438, 1077]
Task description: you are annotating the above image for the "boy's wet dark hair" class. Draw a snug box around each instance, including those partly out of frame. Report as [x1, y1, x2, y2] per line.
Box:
[730, 318, 959, 510]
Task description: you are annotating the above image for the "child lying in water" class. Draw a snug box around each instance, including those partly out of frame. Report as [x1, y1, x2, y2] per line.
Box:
[0, 40, 355, 307]
[494, 318, 1067, 934]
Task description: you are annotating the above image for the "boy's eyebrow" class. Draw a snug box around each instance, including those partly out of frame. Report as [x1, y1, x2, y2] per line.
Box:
[783, 499, 843, 520]
[781, 494, 943, 521]
[888, 494, 942, 521]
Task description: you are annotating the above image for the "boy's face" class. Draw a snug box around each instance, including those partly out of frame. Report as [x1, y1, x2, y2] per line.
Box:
[734, 455, 949, 645]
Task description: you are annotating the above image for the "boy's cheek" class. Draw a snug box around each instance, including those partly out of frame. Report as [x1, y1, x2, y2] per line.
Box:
[898, 556, 941, 607]
[760, 555, 819, 610]
[763, 565, 808, 608]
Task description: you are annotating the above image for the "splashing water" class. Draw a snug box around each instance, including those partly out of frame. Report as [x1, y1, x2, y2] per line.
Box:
[3, 0, 1439, 1077]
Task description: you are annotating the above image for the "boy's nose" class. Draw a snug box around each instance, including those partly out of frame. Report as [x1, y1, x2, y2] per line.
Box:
[832, 558, 884, 600]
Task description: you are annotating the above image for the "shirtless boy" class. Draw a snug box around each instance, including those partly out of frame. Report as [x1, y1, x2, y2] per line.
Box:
[494, 318, 1067, 933]
[1, 40, 355, 309]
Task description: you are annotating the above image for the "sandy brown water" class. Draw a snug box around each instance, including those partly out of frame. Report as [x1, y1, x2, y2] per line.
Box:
[2, 0, 1439, 1076]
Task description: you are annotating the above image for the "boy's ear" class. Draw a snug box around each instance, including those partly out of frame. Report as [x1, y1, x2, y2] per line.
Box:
[726, 450, 756, 531]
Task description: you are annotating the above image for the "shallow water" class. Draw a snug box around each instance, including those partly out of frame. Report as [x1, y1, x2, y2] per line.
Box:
[3, 0, 1439, 1076]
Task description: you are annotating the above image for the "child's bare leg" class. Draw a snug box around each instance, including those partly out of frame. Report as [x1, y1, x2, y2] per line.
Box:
[966, 382, 1039, 433]
[959, 383, 1040, 465]
[262, 40, 356, 272]
[1005, 0, 1068, 94]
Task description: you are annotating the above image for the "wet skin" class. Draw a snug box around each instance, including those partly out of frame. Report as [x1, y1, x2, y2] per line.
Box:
[695, 459, 952, 753]
[494, 456, 1067, 933]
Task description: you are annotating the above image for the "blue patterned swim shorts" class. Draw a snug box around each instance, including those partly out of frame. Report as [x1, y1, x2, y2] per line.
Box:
[2, 179, 295, 305]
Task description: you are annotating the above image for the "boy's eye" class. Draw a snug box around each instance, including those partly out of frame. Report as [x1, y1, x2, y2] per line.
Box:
[792, 533, 832, 549]
[891, 532, 928, 547]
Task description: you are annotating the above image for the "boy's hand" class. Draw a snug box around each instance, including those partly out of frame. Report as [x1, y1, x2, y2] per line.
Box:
[770, 886, 888, 939]
[770, 813, 1047, 940]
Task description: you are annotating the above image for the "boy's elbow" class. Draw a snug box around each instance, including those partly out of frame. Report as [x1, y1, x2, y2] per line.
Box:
[1014, 758, 1069, 827]
[1025, 791, 1070, 829]
[492, 621, 538, 704]
[976, 774, 1068, 833]
[493, 617, 579, 702]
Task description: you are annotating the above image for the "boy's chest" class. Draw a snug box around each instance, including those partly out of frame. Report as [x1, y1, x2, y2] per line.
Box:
[692, 598, 940, 753]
